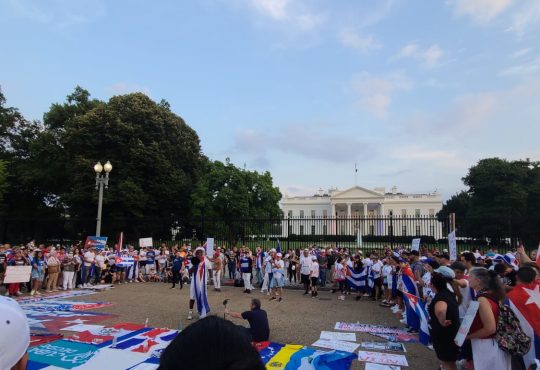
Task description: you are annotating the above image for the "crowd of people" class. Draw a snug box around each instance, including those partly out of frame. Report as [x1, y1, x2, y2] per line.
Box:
[1, 240, 539, 369]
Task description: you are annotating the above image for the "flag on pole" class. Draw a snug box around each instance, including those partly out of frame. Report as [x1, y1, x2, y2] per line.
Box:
[276, 239, 282, 254]
[403, 292, 430, 345]
[116, 232, 123, 253]
[356, 229, 363, 248]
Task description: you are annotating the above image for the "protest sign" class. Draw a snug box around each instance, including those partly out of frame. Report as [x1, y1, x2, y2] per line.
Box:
[84, 236, 108, 250]
[448, 230, 457, 261]
[365, 363, 401, 370]
[139, 237, 153, 248]
[335, 323, 411, 335]
[370, 333, 419, 343]
[4, 265, 32, 283]
[360, 341, 406, 352]
[411, 238, 421, 252]
[29, 340, 100, 369]
[358, 351, 408, 367]
[116, 256, 135, 267]
[320, 331, 357, 342]
[311, 338, 360, 353]
[455, 301, 480, 347]
[206, 238, 215, 256]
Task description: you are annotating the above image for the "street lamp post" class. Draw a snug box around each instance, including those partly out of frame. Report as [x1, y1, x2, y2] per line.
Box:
[94, 161, 112, 237]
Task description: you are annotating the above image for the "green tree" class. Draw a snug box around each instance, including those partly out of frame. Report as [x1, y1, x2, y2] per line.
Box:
[437, 191, 471, 235]
[0, 160, 7, 204]
[191, 158, 282, 244]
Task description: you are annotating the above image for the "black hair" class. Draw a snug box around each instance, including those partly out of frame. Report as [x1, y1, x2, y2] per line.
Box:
[410, 250, 420, 256]
[440, 253, 450, 260]
[450, 261, 466, 272]
[158, 316, 265, 370]
[461, 252, 476, 265]
[431, 272, 449, 292]
[427, 260, 440, 270]
[494, 263, 506, 275]
[251, 298, 261, 310]
[517, 266, 537, 284]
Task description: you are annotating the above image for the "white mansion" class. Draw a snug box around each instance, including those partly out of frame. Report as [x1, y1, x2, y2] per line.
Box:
[279, 186, 444, 238]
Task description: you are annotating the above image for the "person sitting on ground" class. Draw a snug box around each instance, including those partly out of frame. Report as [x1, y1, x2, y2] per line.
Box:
[158, 315, 264, 370]
[225, 298, 270, 343]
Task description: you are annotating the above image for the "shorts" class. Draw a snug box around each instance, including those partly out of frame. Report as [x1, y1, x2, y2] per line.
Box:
[374, 277, 382, 288]
[310, 277, 318, 287]
[270, 275, 285, 289]
[301, 274, 310, 285]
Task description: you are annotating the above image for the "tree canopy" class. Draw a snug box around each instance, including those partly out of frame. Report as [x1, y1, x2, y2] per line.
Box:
[0, 86, 282, 243]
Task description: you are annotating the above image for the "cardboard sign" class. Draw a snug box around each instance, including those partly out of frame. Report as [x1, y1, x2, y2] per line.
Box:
[455, 301, 480, 347]
[139, 238, 153, 248]
[28, 340, 100, 369]
[448, 230, 457, 261]
[4, 265, 32, 283]
[358, 351, 408, 367]
[365, 363, 401, 370]
[84, 236, 108, 250]
[360, 341, 406, 352]
[411, 238, 421, 252]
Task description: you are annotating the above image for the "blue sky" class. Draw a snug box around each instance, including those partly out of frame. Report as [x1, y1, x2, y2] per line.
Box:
[1, 0, 539, 200]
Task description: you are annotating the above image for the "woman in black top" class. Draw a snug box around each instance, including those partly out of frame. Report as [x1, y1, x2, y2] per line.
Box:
[428, 270, 460, 370]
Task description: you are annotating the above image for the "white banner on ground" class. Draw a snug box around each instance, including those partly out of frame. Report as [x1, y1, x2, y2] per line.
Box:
[4, 266, 32, 283]
[60, 324, 105, 332]
[311, 338, 360, 353]
[206, 238, 214, 256]
[411, 238, 421, 252]
[455, 301, 480, 347]
[448, 230, 457, 261]
[365, 363, 401, 370]
[320, 331, 357, 342]
[139, 237, 153, 248]
[358, 351, 408, 367]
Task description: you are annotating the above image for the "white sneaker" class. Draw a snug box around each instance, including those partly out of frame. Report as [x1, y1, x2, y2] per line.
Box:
[391, 304, 399, 310]
[16, 291, 23, 296]
[399, 318, 407, 324]
[4, 292, 9, 296]
[30, 290, 35, 296]
[187, 311, 193, 320]
[36, 291, 42, 295]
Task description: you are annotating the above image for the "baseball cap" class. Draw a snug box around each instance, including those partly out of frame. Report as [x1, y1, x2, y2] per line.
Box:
[311, 256, 317, 261]
[0, 297, 30, 370]
[434, 266, 456, 279]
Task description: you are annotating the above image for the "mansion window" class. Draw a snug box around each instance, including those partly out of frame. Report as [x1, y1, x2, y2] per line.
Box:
[401, 209, 407, 216]
[288, 225, 292, 235]
[311, 225, 316, 235]
[311, 210, 316, 218]
[402, 225, 407, 236]
[287, 210, 293, 218]
[415, 209, 421, 217]
[429, 209, 435, 218]
[300, 210, 304, 219]
[322, 209, 328, 218]
[388, 209, 394, 216]
[429, 225, 435, 237]
[323, 225, 327, 235]
[416, 225, 421, 236]
[300, 225, 304, 235]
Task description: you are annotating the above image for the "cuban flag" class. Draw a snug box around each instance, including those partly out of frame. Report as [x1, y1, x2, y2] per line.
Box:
[507, 282, 540, 368]
[403, 291, 430, 345]
[346, 267, 366, 291]
[276, 239, 282, 253]
[193, 260, 211, 316]
[401, 265, 420, 297]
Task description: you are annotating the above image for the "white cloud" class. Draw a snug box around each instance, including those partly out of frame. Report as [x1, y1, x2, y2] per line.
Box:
[338, 29, 382, 52]
[509, 48, 533, 59]
[105, 83, 151, 96]
[499, 56, 540, 76]
[506, 0, 540, 37]
[392, 146, 468, 168]
[399, 43, 444, 68]
[247, 0, 325, 31]
[449, 0, 513, 24]
[350, 72, 413, 118]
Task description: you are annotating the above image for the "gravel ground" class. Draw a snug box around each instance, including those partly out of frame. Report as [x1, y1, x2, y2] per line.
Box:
[70, 282, 439, 369]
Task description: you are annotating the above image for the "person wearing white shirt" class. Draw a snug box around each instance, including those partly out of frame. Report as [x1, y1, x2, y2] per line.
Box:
[261, 250, 275, 294]
[382, 259, 393, 305]
[309, 256, 320, 298]
[371, 255, 383, 301]
[93, 251, 106, 285]
[269, 253, 285, 301]
[299, 249, 312, 295]
[81, 247, 96, 287]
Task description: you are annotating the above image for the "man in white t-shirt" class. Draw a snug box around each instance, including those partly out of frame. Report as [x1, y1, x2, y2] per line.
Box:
[93, 250, 106, 285]
[82, 247, 96, 287]
[371, 255, 383, 300]
[299, 249, 313, 295]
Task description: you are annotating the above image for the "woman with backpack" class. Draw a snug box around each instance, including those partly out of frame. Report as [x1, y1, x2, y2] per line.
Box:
[466, 267, 511, 370]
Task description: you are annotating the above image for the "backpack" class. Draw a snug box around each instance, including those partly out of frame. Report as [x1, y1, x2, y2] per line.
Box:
[480, 293, 531, 356]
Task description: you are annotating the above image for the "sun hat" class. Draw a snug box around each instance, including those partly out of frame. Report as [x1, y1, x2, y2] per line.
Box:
[0, 296, 30, 370]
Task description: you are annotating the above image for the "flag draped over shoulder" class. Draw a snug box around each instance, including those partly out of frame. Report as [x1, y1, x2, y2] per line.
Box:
[402, 292, 430, 345]
[507, 282, 540, 368]
[400, 265, 419, 297]
[193, 261, 210, 316]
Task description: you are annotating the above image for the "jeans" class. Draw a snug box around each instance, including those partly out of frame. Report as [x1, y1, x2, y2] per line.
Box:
[254, 268, 262, 287]
[319, 268, 327, 286]
[93, 267, 101, 284]
[228, 262, 236, 279]
[81, 265, 90, 285]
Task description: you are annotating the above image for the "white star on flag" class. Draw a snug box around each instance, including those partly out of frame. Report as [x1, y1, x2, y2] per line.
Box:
[523, 285, 540, 310]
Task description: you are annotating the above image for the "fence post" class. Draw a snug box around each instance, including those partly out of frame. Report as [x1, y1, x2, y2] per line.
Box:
[287, 217, 290, 250]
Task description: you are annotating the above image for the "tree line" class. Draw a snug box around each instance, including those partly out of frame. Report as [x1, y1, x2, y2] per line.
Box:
[0, 86, 282, 243]
[437, 157, 540, 248]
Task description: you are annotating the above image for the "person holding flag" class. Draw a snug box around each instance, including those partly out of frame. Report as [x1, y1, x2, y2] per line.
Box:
[187, 247, 212, 320]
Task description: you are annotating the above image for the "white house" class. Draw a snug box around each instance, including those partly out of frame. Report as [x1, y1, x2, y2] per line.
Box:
[279, 186, 443, 238]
